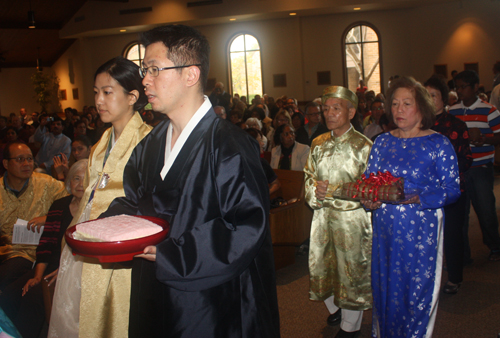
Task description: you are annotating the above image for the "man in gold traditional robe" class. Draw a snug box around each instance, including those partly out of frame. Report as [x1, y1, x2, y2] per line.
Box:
[304, 86, 373, 338]
[0, 142, 67, 290]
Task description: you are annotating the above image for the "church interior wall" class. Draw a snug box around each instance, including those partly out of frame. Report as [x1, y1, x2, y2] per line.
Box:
[1, 0, 499, 115]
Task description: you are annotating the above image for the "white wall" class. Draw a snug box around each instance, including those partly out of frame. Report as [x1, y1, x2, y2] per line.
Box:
[0, 68, 47, 116]
[1, 0, 500, 115]
[51, 40, 86, 111]
[299, 9, 412, 99]
[199, 18, 306, 100]
[408, 0, 500, 87]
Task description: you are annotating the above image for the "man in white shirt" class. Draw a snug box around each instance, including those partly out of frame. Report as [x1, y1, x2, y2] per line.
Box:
[34, 116, 71, 173]
[363, 98, 385, 139]
[490, 83, 500, 110]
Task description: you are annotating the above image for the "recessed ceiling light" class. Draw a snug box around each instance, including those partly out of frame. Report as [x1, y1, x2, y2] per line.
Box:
[230, 18, 236, 21]
[354, 7, 361, 10]
[120, 29, 127, 32]
[289, 13, 297, 16]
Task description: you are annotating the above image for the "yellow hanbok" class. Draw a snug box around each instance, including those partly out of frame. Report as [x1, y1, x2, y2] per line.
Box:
[49, 112, 151, 338]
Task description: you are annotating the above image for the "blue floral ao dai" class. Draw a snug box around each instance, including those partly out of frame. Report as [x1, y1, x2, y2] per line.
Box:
[366, 132, 460, 338]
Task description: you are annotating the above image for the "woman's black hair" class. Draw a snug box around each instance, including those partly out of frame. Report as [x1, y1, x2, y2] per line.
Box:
[424, 76, 449, 106]
[5, 127, 18, 136]
[75, 120, 87, 128]
[94, 56, 148, 112]
[73, 135, 92, 148]
[292, 112, 305, 128]
[454, 70, 480, 87]
[250, 107, 266, 120]
[274, 123, 295, 147]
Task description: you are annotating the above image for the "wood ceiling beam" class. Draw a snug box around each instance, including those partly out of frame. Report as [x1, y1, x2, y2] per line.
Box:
[0, 22, 62, 30]
[87, 0, 129, 2]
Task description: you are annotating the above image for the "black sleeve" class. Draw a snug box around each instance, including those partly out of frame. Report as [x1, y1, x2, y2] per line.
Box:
[260, 157, 277, 184]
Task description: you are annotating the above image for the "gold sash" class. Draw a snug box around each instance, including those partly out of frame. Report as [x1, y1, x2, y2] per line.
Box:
[49, 112, 151, 338]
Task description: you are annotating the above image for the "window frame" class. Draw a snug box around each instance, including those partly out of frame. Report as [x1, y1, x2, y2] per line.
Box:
[341, 22, 384, 95]
[227, 32, 264, 100]
[123, 41, 145, 67]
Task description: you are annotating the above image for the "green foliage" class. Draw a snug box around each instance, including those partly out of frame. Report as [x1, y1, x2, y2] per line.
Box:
[230, 50, 262, 99]
[31, 71, 61, 112]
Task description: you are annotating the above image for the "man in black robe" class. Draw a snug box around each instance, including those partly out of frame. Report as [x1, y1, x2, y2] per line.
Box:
[102, 24, 280, 338]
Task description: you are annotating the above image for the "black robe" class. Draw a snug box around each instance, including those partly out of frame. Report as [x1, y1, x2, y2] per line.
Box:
[295, 123, 329, 147]
[102, 109, 280, 338]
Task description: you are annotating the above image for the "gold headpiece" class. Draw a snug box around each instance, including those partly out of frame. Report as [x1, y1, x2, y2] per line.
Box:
[322, 86, 358, 109]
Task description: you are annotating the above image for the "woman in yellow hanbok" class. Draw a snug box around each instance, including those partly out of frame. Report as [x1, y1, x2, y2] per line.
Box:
[49, 57, 152, 338]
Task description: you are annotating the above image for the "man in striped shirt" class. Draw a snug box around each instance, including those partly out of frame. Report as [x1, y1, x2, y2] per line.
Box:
[449, 69, 500, 262]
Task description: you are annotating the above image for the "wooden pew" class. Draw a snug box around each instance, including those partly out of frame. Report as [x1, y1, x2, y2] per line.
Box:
[269, 169, 313, 270]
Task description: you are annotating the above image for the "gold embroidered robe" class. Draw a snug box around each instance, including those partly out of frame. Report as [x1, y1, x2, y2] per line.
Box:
[304, 127, 373, 311]
[50, 112, 151, 338]
[0, 173, 67, 262]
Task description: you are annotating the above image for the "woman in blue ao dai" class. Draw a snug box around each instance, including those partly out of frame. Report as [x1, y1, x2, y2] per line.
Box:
[362, 77, 460, 338]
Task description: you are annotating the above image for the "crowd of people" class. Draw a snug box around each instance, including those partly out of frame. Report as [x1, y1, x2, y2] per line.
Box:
[205, 68, 500, 338]
[0, 23, 499, 338]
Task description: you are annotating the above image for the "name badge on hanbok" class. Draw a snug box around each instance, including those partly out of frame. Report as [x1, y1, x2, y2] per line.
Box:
[93, 173, 110, 190]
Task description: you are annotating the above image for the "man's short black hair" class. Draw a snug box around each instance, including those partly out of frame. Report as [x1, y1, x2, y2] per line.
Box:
[3, 141, 28, 161]
[250, 107, 266, 120]
[370, 98, 384, 110]
[304, 101, 321, 114]
[51, 116, 63, 126]
[139, 24, 210, 92]
[455, 70, 480, 86]
[75, 120, 87, 128]
[494, 62, 500, 74]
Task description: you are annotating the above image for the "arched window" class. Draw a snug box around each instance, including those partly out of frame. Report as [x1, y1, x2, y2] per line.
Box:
[343, 23, 382, 95]
[123, 42, 145, 66]
[229, 34, 263, 101]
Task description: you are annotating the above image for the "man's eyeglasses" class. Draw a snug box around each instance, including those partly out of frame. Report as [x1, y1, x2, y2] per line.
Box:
[306, 112, 321, 117]
[7, 156, 34, 163]
[139, 64, 201, 78]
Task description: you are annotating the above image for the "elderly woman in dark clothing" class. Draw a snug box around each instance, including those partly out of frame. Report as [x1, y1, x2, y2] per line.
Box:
[0, 159, 87, 338]
[425, 76, 473, 294]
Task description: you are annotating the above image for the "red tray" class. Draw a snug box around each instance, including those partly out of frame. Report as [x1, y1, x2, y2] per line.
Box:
[65, 215, 169, 263]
